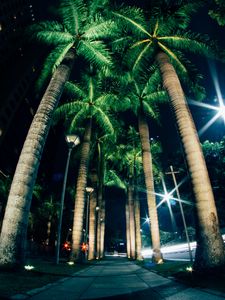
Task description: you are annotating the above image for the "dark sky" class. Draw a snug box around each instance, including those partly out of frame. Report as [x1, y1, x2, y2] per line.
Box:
[31, 0, 225, 241]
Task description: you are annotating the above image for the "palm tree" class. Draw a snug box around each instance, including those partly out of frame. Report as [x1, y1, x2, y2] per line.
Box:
[105, 134, 142, 260]
[118, 72, 167, 262]
[113, 4, 225, 271]
[0, 0, 114, 266]
[54, 74, 115, 261]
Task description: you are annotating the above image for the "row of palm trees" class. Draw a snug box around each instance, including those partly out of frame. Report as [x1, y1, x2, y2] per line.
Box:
[0, 0, 224, 272]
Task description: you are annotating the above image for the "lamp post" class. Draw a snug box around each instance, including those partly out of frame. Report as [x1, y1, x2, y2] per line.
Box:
[55, 134, 80, 264]
[166, 165, 193, 263]
[84, 186, 94, 261]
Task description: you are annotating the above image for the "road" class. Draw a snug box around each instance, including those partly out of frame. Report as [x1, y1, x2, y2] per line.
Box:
[141, 241, 196, 261]
[142, 234, 225, 261]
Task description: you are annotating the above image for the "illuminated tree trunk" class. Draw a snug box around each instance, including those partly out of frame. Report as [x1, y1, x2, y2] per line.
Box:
[100, 192, 105, 258]
[156, 51, 225, 271]
[134, 191, 142, 260]
[125, 198, 131, 258]
[96, 205, 101, 259]
[70, 119, 92, 261]
[128, 185, 136, 259]
[88, 188, 97, 260]
[138, 112, 162, 263]
[0, 49, 75, 266]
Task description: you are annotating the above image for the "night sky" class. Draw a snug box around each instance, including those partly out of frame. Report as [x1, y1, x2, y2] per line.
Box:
[2, 1, 225, 247]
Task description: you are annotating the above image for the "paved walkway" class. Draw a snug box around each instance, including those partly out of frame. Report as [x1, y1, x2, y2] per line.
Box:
[11, 256, 225, 300]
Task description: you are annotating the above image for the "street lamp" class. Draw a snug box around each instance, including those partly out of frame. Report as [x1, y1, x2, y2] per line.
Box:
[84, 186, 94, 261]
[55, 134, 80, 264]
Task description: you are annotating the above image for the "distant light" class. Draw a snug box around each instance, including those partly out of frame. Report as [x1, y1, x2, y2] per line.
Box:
[0, 23, 2, 31]
[186, 266, 193, 272]
[67, 261, 74, 265]
[0, 128, 3, 136]
[24, 265, 34, 270]
[157, 259, 163, 264]
[163, 192, 172, 203]
[218, 104, 225, 120]
[144, 217, 150, 224]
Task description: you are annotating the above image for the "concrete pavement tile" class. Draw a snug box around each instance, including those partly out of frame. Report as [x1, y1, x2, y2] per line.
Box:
[80, 288, 133, 299]
[165, 288, 225, 300]
[90, 281, 148, 288]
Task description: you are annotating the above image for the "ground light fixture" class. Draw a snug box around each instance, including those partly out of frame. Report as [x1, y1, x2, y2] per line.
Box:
[55, 134, 80, 264]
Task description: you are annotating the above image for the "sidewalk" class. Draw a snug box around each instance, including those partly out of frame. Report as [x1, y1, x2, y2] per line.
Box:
[11, 256, 225, 300]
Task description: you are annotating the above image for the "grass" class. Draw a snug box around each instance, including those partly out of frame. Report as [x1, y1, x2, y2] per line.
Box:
[0, 258, 90, 298]
[137, 259, 225, 295]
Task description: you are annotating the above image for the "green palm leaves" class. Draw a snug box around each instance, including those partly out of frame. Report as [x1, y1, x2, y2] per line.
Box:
[113, 6, 218, 77]
[29, 0, 115, 90]
[54, 75, 115, 138]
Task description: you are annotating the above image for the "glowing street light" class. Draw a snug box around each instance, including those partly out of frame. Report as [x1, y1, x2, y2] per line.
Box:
[55, 134, 80, 264]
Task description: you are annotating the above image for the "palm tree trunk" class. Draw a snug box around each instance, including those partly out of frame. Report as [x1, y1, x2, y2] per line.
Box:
[138, 113, 163, 263]
[134, 189, 142, 260]
[96, 202, 101, 259]
[0, 49, 75, 266]
[88, 189, 97, 260]
[100, 191, 105, 258]
[156, 51, 225, 271]
[128, 185, 136, 259]
[70, 119, 92, 262]
[125, 197, 131, 258]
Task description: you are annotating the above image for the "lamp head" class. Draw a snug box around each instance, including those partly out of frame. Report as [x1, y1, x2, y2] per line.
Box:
[86, 187, 94, 193]
[65, 134, 80, 147]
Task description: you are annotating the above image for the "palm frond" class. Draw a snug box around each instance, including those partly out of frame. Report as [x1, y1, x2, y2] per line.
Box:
[173, 1, 204, 29]
[158, 32, 218, 59]
[142, 69, 162, 96]
[53, 101, 86, 124]
[105, 170, 126, 190]
[83, 18, 116, 40]
[69, 106, 90, 132]
[125, 43, 155, 77]
[111, 36, 133, 53]
[35, 44, 73, 92]
[91, 107, 114, 136]
[64, 81, 86, 99]
[112, 7, 149, 36]
[158, 41, 188, 75]
[87, 0, 110, 18]
[28, 21, 73, 45]
[77, 40, 112, 69]
[142, 101, 157, 120]
[144, 91, 169, 105]
[58, 0, 87, 35]
[28, 21, 63, 35]
[53, 43, 74, 74]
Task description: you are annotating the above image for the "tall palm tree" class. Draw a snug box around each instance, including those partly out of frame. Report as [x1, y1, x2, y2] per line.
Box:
[0, 0, 114, 266]
[113, 4, 225, 271]
[118, 72, 168, 262]
[54, 74, 115, 261]
[105, 135, 142, 260]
